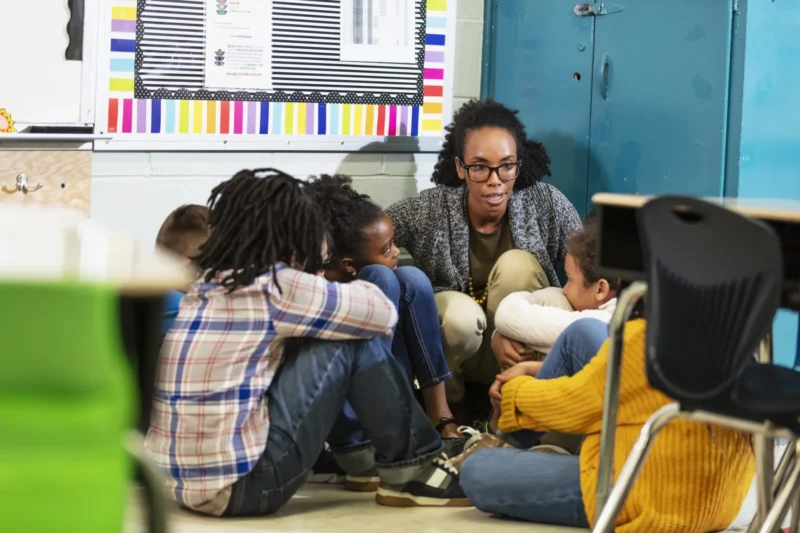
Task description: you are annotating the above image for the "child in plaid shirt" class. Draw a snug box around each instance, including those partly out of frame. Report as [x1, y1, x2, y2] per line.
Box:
[145, 169, 469, 517]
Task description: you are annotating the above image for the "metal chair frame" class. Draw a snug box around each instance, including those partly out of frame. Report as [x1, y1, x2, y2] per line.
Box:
[592, 282, 798, 533]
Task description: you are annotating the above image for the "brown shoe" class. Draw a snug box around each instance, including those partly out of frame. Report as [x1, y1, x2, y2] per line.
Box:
[450, 427, 511, 470]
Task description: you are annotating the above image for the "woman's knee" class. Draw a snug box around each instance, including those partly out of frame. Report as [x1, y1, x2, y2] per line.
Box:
[489, 250, 548, 296]
[435, 292, 485, 353]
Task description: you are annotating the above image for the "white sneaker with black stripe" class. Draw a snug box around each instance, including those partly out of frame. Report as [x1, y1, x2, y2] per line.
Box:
[375, 452, 471, 507]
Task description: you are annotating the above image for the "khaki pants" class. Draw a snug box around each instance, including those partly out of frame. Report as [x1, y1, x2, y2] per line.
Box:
[435, 250, 550, 404]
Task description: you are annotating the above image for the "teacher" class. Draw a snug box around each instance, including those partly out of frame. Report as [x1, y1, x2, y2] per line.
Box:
[386, 99, 581, 415]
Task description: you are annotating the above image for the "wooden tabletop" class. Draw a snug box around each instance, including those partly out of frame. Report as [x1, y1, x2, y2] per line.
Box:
[593, 193, 800, 223]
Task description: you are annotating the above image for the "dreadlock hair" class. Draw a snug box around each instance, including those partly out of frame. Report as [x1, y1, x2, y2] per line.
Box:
[155, 204, 210, 260]
[431, 99, 552, 191]
[304, 174, 384, 263]
[194, 168, 328, 292]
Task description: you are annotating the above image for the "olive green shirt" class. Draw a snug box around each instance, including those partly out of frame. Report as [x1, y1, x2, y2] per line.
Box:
[468, 217, 514, 294]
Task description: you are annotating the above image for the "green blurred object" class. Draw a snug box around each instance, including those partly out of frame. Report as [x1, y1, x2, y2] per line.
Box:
[0, 282, 135, 533]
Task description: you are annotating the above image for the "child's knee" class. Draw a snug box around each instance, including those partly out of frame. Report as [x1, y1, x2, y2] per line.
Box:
[394, 265, 433, 292]
[357, 264, 400, 301]
[563, 318, 609, 344]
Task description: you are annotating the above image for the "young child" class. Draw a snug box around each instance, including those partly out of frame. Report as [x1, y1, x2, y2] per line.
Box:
[304, 174, 461, 440]
[154, 204, 210, 333]
[460, 317, 754, 532]
[145, 169, 468, 517]
[492, 213, 620, 367]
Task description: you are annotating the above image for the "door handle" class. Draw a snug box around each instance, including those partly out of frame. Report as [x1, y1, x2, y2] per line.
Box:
[599, 54, 611, 100]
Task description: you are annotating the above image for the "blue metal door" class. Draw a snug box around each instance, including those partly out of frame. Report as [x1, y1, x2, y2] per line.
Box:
[485, 0, 596, 216]
[585, 2, 734, 201]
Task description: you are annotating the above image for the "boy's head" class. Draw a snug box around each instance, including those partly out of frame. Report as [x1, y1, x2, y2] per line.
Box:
[156, 204, 211, 263]
[194, 168, 329, 291]
[563, 212, 620, 311]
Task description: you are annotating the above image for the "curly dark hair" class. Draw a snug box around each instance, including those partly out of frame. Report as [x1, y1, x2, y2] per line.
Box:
[304, 174, 384, 263]
[567, 211, 621, 291]
[194, 168, 328, 292]
[431, 99, 552, 190]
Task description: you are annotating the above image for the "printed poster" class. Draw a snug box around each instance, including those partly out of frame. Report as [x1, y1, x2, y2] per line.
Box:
[340, 0, 416, 64]
[204, 0, 273, 91]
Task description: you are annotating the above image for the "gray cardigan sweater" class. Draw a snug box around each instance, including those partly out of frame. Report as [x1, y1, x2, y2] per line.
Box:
[385, 183, 582, 294]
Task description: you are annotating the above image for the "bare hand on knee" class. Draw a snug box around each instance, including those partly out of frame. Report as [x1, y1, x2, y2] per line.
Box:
[491, 331, 529, 370]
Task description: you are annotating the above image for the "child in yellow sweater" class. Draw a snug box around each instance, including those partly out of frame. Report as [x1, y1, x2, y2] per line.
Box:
[460, 318, 754, 532]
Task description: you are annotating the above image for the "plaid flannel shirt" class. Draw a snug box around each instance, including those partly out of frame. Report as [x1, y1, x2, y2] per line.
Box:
[145, 264, 398, 515]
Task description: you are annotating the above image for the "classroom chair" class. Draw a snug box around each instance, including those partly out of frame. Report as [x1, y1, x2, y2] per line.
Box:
[591, 197, 789, 533]
[0, 281, 165, 533]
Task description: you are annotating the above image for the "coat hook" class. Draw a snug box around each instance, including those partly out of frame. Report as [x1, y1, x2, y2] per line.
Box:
[16, 173, 43, 193]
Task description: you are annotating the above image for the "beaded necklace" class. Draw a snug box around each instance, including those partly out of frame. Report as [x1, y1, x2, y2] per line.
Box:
[467, 276, 488, 305]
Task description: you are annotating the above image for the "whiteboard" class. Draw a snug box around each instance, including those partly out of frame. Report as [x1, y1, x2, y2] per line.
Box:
[1, 0, 97, 127]
[92, 0, 456, 152]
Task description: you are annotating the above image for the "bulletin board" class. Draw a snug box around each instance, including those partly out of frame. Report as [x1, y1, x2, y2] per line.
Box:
[93, 0, 456, 151]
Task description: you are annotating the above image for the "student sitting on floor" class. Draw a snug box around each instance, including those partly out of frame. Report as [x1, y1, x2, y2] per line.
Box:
[305, 174, 462, 441]
[459, 316, 754, 532]
[492, 213, 619, 369]
[154, 204, 210, 333]
[145, 168, 469, 517]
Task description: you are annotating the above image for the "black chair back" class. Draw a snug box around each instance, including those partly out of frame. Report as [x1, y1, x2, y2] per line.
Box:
[637, 196, 783, 404]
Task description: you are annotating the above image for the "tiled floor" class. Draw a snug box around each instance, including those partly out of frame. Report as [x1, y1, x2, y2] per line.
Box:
[125, 483, 580, 533]
[125, 443, 788, 533]
[124, 479, 775, 533]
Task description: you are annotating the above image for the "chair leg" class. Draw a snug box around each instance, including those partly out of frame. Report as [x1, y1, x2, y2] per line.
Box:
[126, 431, 169, 533]
[756, 434, 777, 525]
[592, 403, 679, 533]
[595, 281, 647, 522]
[753, 333, 775, 524]
[790, 495, 800, 533]
[759, 441, 800, 533]
[748, 439, 796, 533]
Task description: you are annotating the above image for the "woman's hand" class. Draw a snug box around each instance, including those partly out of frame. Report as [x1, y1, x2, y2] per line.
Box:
[491, 331, 529, 370]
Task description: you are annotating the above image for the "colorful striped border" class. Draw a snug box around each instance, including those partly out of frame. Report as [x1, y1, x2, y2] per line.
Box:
[105, 0, 448, 137]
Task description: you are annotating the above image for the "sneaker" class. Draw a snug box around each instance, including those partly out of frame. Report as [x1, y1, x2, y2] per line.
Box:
[308, 448, 346, 485]
[376, 452, 471, 507]
[450, 426, 511, 470]
[345, 473, 380, 492]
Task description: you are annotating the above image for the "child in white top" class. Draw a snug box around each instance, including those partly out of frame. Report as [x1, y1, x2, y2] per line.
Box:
[492, 214, 619, 368]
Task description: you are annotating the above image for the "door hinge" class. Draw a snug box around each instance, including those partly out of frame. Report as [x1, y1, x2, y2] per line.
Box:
[573, 3, 625, 16]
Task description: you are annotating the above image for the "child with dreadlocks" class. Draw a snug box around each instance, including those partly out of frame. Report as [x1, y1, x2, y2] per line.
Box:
[154, 204, 210, 333]
[145, 169, 469, 517]
[305, 174, 462, 442]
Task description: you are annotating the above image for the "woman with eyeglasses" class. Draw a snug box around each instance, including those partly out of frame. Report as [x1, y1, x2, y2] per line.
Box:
[386, 99, 581, 423]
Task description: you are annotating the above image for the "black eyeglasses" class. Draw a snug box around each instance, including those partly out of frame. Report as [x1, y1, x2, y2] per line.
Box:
[457, 158, 522, 182]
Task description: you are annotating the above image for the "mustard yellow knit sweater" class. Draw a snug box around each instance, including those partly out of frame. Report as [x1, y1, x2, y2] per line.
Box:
[499, 319, 754, 533]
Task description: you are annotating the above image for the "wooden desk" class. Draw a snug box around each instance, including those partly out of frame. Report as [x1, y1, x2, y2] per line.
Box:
[593, 193, 800, 311]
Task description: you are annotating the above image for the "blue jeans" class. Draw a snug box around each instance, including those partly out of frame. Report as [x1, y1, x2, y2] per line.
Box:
[223, 336, 442, 517]
[358, 265, 451, 388]
[460, 318, 609, 528]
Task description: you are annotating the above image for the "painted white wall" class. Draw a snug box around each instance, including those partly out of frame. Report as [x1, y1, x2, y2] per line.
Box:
[3, 1, 84, 124]
[91, 0, 485, 245]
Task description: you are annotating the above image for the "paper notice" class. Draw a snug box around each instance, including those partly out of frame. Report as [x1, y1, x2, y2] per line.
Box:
[204, 0, 273, 91]
[340, 0, 416, 64]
